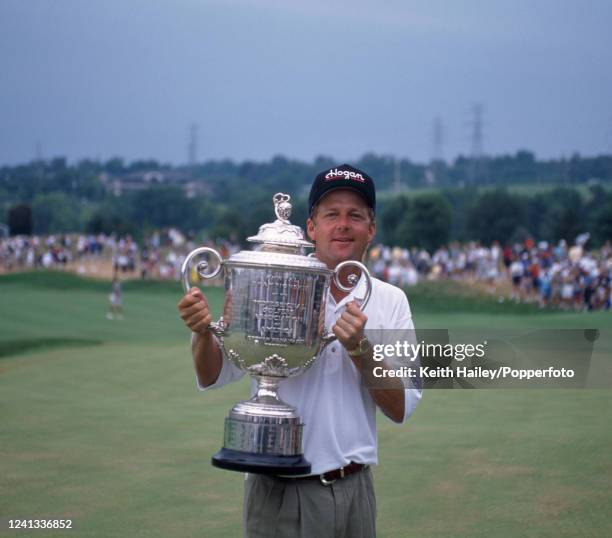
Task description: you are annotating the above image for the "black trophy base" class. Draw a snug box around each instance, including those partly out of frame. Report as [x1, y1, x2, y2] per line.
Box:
[212, 448, 311, 475]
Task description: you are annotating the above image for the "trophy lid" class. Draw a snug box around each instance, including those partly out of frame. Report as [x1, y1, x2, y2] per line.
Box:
[247, 193, 314, 253]
[224, 192, 330, 272]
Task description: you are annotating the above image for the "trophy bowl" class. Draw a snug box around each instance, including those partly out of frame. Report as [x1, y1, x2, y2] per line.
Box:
[181, 193, 371, 475]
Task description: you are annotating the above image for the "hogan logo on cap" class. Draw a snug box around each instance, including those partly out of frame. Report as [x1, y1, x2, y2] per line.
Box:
[324, 168, 366, 182]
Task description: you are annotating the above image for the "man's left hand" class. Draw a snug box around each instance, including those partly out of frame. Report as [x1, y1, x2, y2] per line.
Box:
[332, 301, 367, 353]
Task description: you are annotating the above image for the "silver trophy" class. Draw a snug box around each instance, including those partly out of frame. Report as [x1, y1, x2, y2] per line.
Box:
[181, 193, 372, 475]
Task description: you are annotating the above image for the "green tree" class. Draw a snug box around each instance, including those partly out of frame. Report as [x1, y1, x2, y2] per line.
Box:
[525, 194, 550, 239]
[399, 193, 452, 251]
[128, 186, 198, 231]
[87, 196, 136, 236]
[540, 188, 583, 243]
[583, 186, 611, 247]
[210, 207, 246, 242]
[467, 190, 526, 245]
[589, 193, 612, 246]
[379, 195, 412, 245]
[31, 193, 81, 233]
[440, 187, 479, 242]
[0, 187, 10, 226]
[104, 158, 125, 175]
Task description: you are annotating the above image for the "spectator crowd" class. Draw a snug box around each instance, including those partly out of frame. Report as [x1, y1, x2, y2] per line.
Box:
[368, 235, 611, 311]
[1, 231, 610, 312]
[0, 230, 239, 282]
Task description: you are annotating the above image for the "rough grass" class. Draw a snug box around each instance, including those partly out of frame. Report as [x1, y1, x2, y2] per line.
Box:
[406, 280, 550, 315]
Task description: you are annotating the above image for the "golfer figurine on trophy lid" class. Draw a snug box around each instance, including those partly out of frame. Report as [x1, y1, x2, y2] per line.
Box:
[181, 192, 372, 475]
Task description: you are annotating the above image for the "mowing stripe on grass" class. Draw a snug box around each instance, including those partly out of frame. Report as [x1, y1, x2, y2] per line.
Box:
[0, 338, 102, 359]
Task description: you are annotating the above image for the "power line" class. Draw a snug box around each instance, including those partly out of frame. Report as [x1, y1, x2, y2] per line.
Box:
[393, 157, 402, 192]
[469, 103, 484, 159]
[432, 116, 444, 162]
[468, 103, 484, 183]
[188, 123, 199, 166]
[427, 116, 445, 185]
[34, 140, 43, 162]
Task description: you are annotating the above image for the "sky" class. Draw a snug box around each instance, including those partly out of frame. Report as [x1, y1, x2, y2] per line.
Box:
[1, 0, 612, 166]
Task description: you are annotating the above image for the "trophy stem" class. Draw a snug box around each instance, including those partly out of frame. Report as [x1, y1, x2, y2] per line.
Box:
[254, 375, 282, 404]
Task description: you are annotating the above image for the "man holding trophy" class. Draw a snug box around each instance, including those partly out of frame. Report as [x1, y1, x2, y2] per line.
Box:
[178, 164, 422, 538]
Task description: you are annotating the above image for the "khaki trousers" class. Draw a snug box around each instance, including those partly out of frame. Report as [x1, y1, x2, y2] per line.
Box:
[243, 467, 376, 538]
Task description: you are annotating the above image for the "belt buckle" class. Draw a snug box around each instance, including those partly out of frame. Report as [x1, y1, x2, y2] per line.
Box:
[319, 466, 344, 486]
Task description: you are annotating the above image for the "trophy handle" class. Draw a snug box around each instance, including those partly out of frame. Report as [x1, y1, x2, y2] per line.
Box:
[321, 260, 373, 347]
[181, 246, 224, 292]
[181, 247, 227, 338]
[332, 260, 372, 309]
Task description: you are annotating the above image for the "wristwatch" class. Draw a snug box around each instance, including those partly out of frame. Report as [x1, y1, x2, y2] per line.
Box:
[347, 336, 372, 358]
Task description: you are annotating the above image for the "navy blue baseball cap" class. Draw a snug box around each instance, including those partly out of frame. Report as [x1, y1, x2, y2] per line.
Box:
[308, 164, 376, 215]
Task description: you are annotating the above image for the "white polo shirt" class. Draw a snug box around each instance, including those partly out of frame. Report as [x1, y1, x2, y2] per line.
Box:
[197, 276, 422, 475]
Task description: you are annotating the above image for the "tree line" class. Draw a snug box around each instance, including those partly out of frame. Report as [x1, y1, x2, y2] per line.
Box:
[1, 152, 611, 249]
[379, 186, 611, 251]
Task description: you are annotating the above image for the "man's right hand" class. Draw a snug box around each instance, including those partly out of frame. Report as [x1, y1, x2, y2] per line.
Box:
[177, 287, 212, 336]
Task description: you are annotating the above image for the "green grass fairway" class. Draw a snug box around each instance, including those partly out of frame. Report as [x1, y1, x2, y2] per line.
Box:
[1, 273, 611, 537]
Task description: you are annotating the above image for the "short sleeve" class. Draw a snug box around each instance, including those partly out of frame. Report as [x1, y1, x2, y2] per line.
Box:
[192, 333, 245, 391]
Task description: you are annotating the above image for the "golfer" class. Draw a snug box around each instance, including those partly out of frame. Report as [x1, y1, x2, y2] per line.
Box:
[178, 164, 422, 537]
[107, 275, 123, 320]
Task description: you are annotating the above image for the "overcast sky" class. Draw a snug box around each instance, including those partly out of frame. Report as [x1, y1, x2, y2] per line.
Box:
[1, 0, 611, 166]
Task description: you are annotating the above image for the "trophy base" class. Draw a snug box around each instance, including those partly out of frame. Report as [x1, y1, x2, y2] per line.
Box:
[212, 448, 311, 475]
[213, 377, 311, 475]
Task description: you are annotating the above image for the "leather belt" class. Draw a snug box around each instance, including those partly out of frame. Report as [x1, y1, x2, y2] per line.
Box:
[276, 462, 367, 486]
